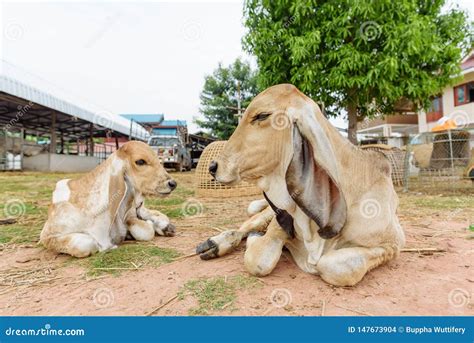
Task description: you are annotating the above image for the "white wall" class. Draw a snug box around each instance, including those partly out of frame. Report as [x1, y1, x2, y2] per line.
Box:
[442, 71, 474, 128]
[419, 71, 474, 132]
[418, 111, 428, 133]
[24, 153, 100, 172]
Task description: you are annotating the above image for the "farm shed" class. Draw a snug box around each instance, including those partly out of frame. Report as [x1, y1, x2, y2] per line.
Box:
[0, 62, 149, 171]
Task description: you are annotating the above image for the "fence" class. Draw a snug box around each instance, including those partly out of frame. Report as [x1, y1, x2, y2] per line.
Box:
[0, 129, 118, 172]
[404, 129, 473, 191]
[54, 140, 117, 162]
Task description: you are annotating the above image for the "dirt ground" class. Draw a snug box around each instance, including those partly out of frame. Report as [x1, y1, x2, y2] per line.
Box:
[0, 171, 472, 316]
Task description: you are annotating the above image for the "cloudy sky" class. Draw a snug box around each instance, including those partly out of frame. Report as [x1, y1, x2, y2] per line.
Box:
[1, 0, 472, 133]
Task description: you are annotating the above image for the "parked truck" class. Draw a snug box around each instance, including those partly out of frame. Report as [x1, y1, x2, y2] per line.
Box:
[147, 120, 216, 172]
[147, 120, 192, 172]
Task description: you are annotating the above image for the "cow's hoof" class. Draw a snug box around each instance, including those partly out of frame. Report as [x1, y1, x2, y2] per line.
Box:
[196, 239, 219, 260]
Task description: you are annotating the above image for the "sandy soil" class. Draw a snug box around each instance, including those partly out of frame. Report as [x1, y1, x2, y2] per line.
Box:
[0, 172, 472, 316]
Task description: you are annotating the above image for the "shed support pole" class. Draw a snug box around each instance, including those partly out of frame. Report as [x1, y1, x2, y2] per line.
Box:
[60, 131, 64, 154]
[50, 112, 57, 154]
[89, 123, 94, 157]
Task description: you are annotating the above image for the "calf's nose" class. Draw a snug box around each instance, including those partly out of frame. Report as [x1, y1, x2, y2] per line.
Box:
[167, 179, 177, 190]
[208, 160, 218, 176]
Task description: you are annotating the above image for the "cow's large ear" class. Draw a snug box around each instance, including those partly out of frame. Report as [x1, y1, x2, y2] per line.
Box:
[109, 173, 127, 224]
[285, 122, 347, 239]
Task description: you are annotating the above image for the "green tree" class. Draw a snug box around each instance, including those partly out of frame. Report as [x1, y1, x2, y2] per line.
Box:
[196, 59, 259, 139]
[243, 0, 473, 143]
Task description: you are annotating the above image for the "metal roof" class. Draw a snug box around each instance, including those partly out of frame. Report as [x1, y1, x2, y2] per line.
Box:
[160, 120, 187, 127]
[120, 114, 164, 124]
[0, 61, 149, 140]
[119, 116, 187, 129]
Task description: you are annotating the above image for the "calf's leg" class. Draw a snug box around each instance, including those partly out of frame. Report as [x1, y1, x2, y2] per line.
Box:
[316, 245, 399, 286]
[137, 206, 175, 236]
[196, 206, 275, 260]
[244, 217, 289, 276]
[127, 216, 155, 241]
[41, 232, 99, 258]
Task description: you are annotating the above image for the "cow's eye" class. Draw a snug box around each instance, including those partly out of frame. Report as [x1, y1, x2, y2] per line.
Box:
[135, 159, 147, 166]
[251, 112, 272, 123]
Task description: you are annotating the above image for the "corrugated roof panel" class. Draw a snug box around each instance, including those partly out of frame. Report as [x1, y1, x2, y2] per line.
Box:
[0, 71, 150, 140]
[120, 114, 164, 124]
[160, 119, 187, 126]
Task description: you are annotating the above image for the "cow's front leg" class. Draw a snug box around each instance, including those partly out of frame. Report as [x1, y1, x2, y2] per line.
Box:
[137, 204, 176, 237]
[196, 206, 275, 260]
[316, 245, 399, 286]
[244, 216, 289, 276]
[126, 212, 155, 241]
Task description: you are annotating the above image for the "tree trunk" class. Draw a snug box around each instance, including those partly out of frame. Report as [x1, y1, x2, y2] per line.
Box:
[347, 101, 358, 145]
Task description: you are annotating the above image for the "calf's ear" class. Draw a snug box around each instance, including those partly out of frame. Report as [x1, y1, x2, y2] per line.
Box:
[108, 173, 127, 224]
[285, 123, 346, 239]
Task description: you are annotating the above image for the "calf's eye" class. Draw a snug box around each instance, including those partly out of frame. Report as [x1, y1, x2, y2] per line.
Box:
[251, 112, 272, 123]
[135, 159, 146, 166]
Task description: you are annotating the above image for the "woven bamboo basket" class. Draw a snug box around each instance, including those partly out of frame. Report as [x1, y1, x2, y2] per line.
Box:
[195, 141, 261, 198]
[360, 144, 407, 186]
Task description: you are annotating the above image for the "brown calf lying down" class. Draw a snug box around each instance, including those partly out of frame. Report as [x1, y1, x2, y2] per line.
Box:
[40, 141, 177, 257]
[197, 84, 405, 287]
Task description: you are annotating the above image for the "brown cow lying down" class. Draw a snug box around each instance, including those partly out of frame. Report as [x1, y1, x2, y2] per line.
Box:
[40, 141, 177, 257]
[197, 84, 405, 287]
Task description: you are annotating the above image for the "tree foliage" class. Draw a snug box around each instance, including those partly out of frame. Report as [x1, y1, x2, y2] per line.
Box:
[196, 59, 259, 139]
[243, 0, 473, 142]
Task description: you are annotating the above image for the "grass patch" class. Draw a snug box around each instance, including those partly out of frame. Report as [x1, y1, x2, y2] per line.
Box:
[146, 197, 186, 207]
[159, 207, 186, 219]
[150, 198, 207, 219]
[0, 172, 69, 248]
[84, 244, 181, 277]
[159, 205, 208, 219]
[400, 195, 474, 210]
[0, 225, 41, 244]
[0, 202, 45, 216]
[179, 275, 261, 315]
[175, 187, 195, 198]
[0, 183, 32, 193]
[145, 184, 197, 219]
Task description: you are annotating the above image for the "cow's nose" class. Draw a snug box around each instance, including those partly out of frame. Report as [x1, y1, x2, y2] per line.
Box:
[167, 179, 177, 190]
[208, 161, 218, 176]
